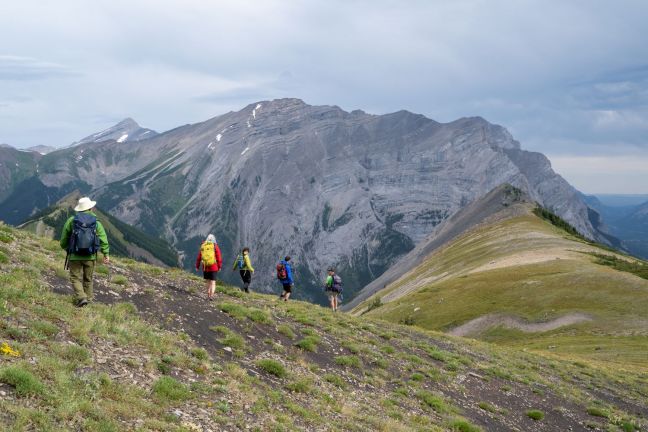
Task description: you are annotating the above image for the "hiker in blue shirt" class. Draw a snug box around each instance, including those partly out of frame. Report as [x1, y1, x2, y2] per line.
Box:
[277, 255, 294, 301]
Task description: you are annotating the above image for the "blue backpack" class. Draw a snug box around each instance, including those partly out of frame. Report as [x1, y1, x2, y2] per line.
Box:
[237, 254, 245, 269]
[70, 213, 99, 255]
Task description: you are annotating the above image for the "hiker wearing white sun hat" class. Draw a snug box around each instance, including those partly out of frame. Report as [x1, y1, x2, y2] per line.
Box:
[60, 197, 110, 307]
[74, 196, 97, 212]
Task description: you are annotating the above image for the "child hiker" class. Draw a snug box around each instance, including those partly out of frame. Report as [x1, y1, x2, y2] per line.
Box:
[232, 247, 254, 292]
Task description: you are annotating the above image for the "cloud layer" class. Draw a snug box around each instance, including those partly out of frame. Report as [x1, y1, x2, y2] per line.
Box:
[1, 0, 646, 193]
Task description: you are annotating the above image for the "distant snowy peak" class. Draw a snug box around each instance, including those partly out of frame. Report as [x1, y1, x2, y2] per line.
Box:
[70, 118, 158, 147]
[25, 145, 56, 155]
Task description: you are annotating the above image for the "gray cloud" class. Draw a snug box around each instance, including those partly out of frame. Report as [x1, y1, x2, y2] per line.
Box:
[0, 55, 78, 80]
[0, 0, 647, 192]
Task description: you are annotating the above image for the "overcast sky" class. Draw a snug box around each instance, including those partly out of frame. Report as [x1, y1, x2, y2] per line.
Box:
[1, 0, 647, 193]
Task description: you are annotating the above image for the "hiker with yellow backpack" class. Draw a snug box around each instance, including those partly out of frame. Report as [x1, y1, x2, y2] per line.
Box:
[195, 234, 222, 301]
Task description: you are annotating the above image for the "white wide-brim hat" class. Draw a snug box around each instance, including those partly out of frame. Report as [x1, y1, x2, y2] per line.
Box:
[74, 197, 97, 212]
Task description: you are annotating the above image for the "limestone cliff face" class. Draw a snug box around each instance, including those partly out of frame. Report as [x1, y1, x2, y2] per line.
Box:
[1, 99, 603, 300]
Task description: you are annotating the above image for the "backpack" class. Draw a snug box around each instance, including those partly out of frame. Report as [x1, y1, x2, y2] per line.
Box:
[331, 274, 343, 293]
[237, 254, 245, 270]
[70, 213, 99, 256]
[276, 262, 287, 280]
[201, 242, 216, 267]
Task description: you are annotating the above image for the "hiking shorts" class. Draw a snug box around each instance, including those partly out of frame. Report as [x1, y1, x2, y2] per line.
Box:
[326, 290, 339, 300]
[282, 283, 293, 293]
[240, 270, 252, 284]
[203, 271, 218, 281]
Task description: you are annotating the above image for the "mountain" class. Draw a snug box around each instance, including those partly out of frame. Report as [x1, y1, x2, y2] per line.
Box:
[349, 191, 648, 367]
[25, 145, 57, 155]
[70, 117, 158, 146]
[619, 201, 648, 258]
[583, 194, 648, 259]
[346, 184, 534, 310]
[18, 192, 178, 267]
[0, 145, 40, 203]
[1, 223, 646, 431]
[0, 99, 614, 302]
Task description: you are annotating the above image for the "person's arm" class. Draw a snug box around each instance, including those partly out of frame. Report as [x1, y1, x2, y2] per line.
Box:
[95, 220, 110, 263]
[286, 263, 294, 284]
[215, 245, 223, 271]
[195, 250, 202, 270]
[244, 254, 254, 272]
[232, 256, 238, 271]
[59, 216, 73, 250]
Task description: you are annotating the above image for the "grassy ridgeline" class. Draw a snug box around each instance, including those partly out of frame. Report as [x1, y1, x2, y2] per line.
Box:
[357, 209, 648, 368]
[1, 222, 647, 430]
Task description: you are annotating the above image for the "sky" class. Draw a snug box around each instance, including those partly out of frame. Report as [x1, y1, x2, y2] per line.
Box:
[1, 0, 647, 194]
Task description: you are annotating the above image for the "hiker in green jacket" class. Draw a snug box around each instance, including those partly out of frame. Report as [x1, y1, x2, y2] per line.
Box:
[59, 197, 110, 307]
[232, 247, 254, 293]
[324, 267, 342, 312]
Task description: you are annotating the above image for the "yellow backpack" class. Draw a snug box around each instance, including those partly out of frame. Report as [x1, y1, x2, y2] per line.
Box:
[200, 242, 216, 267]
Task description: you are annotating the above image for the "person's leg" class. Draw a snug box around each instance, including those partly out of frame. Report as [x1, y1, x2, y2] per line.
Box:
[69, 261, 85, 303]
[208, 281, 214, 299]
[82, 260, 95, 301]
[333, 295, 338, 311]
[204, 278, 210, 298]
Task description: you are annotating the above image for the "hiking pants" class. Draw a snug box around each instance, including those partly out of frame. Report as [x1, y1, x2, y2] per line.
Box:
[69, 260, 95, 301]
[240, 270, 251, 291]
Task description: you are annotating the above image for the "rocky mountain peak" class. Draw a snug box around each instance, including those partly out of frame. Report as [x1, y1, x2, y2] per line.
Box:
[70, 117, 158, 147]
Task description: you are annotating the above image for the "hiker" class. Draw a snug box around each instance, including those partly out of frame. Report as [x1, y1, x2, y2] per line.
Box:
[195, 234, 222, 300]
[59, 197, 110, 307]
[324, 267, 343, 312]
[232, 247, 254, 292]
[277, 256, 294, 301]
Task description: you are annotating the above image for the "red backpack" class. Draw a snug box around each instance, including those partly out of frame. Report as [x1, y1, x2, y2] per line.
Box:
[276, 263, 287, 280]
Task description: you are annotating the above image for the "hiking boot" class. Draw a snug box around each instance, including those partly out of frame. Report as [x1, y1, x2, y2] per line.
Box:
[77, 299, 88, 307]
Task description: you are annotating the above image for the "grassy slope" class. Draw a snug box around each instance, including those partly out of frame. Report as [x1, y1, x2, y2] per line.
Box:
[1, 223, 647, 431]
[353, 207, 648, 369]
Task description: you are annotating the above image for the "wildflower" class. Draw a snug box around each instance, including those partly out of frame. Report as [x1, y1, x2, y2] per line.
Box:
[0, 342, 20, 357]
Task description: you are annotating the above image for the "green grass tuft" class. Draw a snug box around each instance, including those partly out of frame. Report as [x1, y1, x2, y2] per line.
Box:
[295, 335, 320, 352]
[277, 324, 296, 339]
[586, 406, 609, 418]
[0, 365, 45, 397]
[256, 359, 287, 378]
[152, 376, 191, 402]
[526, 410, 544, 421]
[334, 355, 361, 368]
[416, 390, 452, 413]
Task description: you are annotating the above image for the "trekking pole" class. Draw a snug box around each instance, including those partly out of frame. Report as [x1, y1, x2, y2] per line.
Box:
[64, 252, 70, 271]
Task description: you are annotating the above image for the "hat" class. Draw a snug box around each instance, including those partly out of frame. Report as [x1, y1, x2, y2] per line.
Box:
[206, 234, 216, 243]
[327, 267, 335, 272]
[74, 197, 97, 212]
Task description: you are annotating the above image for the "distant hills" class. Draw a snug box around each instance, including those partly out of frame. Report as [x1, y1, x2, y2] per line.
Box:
[583, 194, 648, 259]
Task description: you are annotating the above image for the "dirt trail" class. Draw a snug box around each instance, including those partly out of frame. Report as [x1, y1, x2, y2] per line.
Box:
[449, 312, 592, 337]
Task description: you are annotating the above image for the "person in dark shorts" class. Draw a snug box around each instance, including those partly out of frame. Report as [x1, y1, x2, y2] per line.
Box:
[232, 247, 254, 292]
[277, 255, 294, 301]
[195, 234, 222, 300]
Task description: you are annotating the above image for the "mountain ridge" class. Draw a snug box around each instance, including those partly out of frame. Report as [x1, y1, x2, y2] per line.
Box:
[0, 98, 619, 302]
